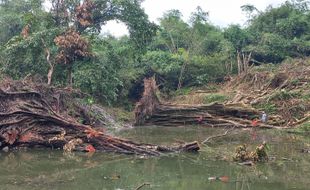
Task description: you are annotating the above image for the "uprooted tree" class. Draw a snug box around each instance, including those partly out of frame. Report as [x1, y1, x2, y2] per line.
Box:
[0, 79, 199, 155]
[134, 77, 279, 128]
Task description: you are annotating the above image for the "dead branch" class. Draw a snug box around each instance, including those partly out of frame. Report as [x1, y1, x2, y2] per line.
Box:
[202, 127, 236, 144]
[135, 182, 151, 190]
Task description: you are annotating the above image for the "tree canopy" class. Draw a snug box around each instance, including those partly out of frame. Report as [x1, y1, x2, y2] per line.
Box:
[1, 0, 310, 106]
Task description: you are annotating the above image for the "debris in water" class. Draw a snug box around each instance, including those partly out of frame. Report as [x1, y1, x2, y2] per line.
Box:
[103, 174, 120, 180]
[2, 146, 9, 152]
[301, 148, 310, 153]
[238, 161, 255, 166]
[233, 142, 269, 163]
[85, 144, 96, 153]
[208, 176, 230, 183]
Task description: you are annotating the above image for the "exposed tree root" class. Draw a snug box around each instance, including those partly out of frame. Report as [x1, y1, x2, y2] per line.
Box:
[0, 80, 199, 155]
[134, 78, 280, 128]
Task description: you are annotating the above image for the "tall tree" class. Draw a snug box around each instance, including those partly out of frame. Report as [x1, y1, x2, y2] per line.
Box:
[2, 0, 157, 87]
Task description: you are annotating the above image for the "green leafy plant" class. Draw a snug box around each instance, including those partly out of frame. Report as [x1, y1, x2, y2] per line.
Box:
[254, 103, 277, 114]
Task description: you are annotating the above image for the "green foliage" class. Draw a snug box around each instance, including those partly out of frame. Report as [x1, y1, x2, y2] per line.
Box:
[224, 25, 251, 52]
[299, 121, 310, 132]
[269, 90, 301, 101]
[107, 107, 134, 122]
[254, 103, 277, 114]
[302, 92, 310, 101]
[90, 0, 158, 53]
[203, 93, 228, 104]
[74, 38, 122, 104]
[0, 0, 157, 105]
[173, 87, 193, 96]
[246, 0, 310, 62]
[155, 9, 190, 53]
[252, 63, 279, 72]
[2, 28, 63, 79]
[1, 0, 310, 108]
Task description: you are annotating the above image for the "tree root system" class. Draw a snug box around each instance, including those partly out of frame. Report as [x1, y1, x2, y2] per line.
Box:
[0, 79, 199, 155]
[134, 78, 279, 128]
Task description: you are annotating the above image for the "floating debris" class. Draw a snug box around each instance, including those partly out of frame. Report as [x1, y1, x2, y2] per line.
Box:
[208, 176, 230, 183]
[233, 142, 269, 163]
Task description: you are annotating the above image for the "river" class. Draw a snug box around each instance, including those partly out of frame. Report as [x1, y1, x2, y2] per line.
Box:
[0, 126, 309, 190]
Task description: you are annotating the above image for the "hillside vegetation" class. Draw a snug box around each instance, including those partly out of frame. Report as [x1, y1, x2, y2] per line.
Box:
[1, 0, 310, 108]
[169, 58, 310, 128]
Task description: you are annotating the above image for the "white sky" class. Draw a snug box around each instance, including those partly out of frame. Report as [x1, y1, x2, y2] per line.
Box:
[102, 0, 286, 37]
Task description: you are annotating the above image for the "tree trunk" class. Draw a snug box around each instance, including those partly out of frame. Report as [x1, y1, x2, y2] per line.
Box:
[68, 65, 73, 87]
[237, 51, 241, 75]
[237, 51, 252, 75]
[177, 60, 187, 90]
[47, 65, 54, 85]
[41, 38, 55, 85]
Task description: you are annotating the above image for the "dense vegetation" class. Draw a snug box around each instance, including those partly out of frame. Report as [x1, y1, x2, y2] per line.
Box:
[0, 0, 310, 108]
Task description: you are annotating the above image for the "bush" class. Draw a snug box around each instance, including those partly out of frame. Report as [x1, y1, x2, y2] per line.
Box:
[73, 39, 122, 105]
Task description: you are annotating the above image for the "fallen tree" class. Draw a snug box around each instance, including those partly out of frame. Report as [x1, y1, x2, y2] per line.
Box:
[134, 78, 280, 128]
[0, 79, 199, 155]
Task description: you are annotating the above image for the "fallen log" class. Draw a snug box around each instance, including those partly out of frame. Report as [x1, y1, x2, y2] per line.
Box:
[134, 78, 280, 128]
[0, 79, 199, 155]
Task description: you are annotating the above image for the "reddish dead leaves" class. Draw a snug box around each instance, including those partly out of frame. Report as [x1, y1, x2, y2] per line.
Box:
[54, 29, 91, 65]
[219, 176, 230, 183]
[19, 132, 43, 143]
[84, 128, 104, 139]
[75, 0, 94, 27]
[2, 128, 19, 145]
[85, 144, 96, 153]
[2, 129, 43, 145]
[251, 119, 259, 127]
[21, 24, 30, 38]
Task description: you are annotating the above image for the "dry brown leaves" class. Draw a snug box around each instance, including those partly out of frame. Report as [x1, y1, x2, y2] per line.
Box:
[75, 0, 94, 27]
[54, 29, 91, 64]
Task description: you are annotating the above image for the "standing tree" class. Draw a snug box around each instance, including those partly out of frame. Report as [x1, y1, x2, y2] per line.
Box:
[2, 0, 157, 88]
[54, 29, 91, 86]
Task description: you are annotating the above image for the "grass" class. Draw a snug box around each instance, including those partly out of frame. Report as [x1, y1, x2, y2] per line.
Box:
[252, 63, 279, 73]
[286, 119, 310, 135]
[173, 84, 220, 97]
[203, 93, 228, 104]
[300, 122, 310, 132]
[302, 92, 310, 101]
[173, 87, 193, 96]
[106, 107, 134, 123]
[269, 90, 301, 101]
[254, 103, 277, 114]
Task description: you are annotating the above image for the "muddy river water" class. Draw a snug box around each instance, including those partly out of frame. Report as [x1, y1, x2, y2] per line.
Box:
[0, 126, 309, 190]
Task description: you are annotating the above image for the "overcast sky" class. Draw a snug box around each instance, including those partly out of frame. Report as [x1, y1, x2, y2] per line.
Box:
[102, 0, 286, 37]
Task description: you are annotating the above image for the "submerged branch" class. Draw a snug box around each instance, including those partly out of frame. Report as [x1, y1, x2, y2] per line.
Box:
[202, 127, 236, 144]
